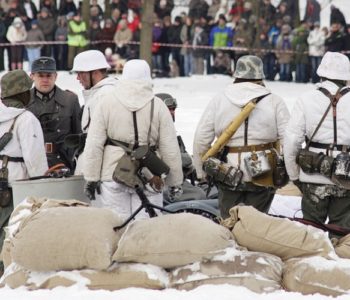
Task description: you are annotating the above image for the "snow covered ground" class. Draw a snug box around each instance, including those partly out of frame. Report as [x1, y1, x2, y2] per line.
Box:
[0, 73, 348, 299]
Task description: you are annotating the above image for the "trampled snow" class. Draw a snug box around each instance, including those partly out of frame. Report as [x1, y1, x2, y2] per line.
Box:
[1, 72, 349, 299]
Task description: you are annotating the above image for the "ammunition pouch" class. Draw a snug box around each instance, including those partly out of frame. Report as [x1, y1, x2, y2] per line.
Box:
[203, 157, 243, 188]
[272, 152, 289, 189]
[244, 151, 271, 178]
[296, 149, 334, 177]
[0, 178, 11, 208]
[113, 153, 143, 188]
[331, 152, 350, 190]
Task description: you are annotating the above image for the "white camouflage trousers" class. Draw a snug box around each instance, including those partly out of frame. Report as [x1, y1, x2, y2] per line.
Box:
[92, 181, 163, 220]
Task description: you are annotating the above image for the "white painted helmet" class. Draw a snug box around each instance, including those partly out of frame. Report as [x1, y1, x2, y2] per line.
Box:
[317, 51, 350, 81]
[121, 59, 152, 82]
[71, 50, 111, 72]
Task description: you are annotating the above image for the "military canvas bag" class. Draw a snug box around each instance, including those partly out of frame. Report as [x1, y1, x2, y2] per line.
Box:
[112, 153, 143, 188]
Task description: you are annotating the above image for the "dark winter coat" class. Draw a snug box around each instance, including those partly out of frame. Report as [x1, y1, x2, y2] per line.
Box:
[192, 28, 208, 58]
[330, 7, 347, 28]
[28, 86, 82, 170]
[154, 0, 174, 19]
[325, 30, 346, 52]
[188, 0, 209, 19]
[37, 15, 56, 41]
[96, 26, 115, 54]
[168, 23, 182, 45]
[303, 0, 321, 23]
[58, 1, 77, 16]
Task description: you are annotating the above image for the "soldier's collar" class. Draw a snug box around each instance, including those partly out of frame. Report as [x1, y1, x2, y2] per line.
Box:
[35, 87, 56, 102]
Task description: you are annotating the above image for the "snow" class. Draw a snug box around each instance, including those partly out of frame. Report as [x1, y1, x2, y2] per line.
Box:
[1, 72, 350, 299]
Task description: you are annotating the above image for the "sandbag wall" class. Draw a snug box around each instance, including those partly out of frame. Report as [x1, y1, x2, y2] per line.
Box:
[1, 198, 350, 296]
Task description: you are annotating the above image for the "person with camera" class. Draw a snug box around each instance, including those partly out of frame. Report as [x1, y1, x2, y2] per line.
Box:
[193, 55, 289, 219]
[0, 70, 48, 275]
[284, 51, 350, 234]
[27, 56, 82, 173]
[82, 59, 183, 219]
[68, 49, 118, 175]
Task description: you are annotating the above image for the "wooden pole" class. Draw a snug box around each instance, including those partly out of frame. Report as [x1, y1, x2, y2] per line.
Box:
[81, 0, 90, 31]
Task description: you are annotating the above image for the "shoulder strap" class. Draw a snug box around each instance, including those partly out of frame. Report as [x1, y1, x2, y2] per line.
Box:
[307, 87, 350, 149]
[244, 94, 270, 146]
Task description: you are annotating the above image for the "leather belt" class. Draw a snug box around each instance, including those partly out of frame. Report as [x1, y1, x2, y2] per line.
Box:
[45, 142, 58, 154]
[0, 154, 24, 162]
[227, 142, 276, 153]
[305, 137, 347, 152]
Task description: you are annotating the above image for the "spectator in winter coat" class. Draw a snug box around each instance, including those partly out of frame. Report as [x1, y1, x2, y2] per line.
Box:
[193, 55, 289, 218]
[19, 0, 38, 22]
[37, 7, 56, 57]
[188, 0, 209, 20]
[58, 0, 77, 17]
[114, 19, 132, 58]
[0, 70, 48, 274]
[26, 20, 45, 70]
[152, 19, 163, 74]
[212, 49, 231, 75]
[330, 5, 347, 30]
[128, 9, 140, 33]
[292, 26, 309, 83]
[96, 18, 116, 55]
[6, 17, 27, 70]
[0, 15, 7, 71]
[154, 0, 174, 19]
[89, 19, 101, 50]
[233, 19, 252, 60]
[260, 0, 276, 27]
[325, 22, 346, 53]
[276, 24, 293, 81]
[110, 0, 128, 16]
[82, 59, 183, 219]
[180, 16, 194, 76]
[303, 0, 320, 24]
[54, 16, 68, 70]
[284, 52, 350, 236]
[192, 24, 208, 75]
[168, 16, 184, 76]
[307, 22, 326, 83]
[209, 14, 233, 49]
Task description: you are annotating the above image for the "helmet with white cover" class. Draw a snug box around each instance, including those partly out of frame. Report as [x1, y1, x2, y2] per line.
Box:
[317, 51, 350, 81]
[71, 50, 111, 72]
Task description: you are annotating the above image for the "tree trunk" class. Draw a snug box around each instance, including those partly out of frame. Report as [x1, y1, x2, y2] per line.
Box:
[104, 0, 111, 19]
[81, 0, 90, 34]
[140, 0, 155, 67]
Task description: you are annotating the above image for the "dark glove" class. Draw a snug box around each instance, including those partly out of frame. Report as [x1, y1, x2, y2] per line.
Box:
[84, 181, 101, 200]
[168, 185, 183, 202]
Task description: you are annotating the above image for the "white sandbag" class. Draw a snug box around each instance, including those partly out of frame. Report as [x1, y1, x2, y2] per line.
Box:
[283, 257, 350, 297]
[2, 262, 168, 290]
[12, 206, 124, 271]
[170, 246, 283, 293]
[113, 213, 234, 268]
[224, 206, 336, 260]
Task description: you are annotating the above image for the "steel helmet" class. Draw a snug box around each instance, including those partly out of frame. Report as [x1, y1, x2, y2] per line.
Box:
[155, 93, 177, 109]
[233, 55, 265, 80]
[71, 50, 111, 72]
[1, 70, 33, 98]
[317, 51, 350, 81]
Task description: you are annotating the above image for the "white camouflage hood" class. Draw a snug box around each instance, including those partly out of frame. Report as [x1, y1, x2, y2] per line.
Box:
[224, 82, 271, 107]
[0, 101, 25, 122]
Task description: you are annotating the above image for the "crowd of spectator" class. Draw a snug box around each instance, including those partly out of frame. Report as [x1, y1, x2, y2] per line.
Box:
[0, 0, 350, 82]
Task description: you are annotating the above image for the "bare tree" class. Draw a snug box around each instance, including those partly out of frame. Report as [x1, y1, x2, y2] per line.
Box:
[140, 0, 155, 66]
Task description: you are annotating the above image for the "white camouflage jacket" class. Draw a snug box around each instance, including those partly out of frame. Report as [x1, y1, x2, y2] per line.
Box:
[284, 80, 350, 185]
[193, 82, 290, 181]
[0, 102, 48, 184]
[82, 79, 183, 186]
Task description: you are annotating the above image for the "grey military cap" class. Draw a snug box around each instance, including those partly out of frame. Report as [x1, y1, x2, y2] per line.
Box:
[31, 56, 57, 73]
[1, 70, 33, 98]
[233, 55, 265, 80]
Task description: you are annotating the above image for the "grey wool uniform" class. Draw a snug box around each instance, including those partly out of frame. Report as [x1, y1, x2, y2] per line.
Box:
[28, 86, 81, 171]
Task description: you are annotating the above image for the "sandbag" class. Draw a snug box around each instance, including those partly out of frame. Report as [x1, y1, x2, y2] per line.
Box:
[223, 206, 336, 260]
[333, 234, 350, 259]
[11, 206, 124, 271]
[2, 262, 169, 290]
[113, 213, 234, 268]
[1, 197, 88, 269]
[170, 246, 283, 293]
[283, 257, 350, 297]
